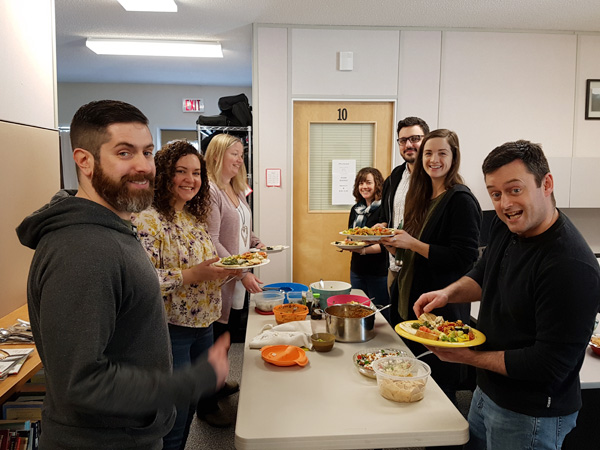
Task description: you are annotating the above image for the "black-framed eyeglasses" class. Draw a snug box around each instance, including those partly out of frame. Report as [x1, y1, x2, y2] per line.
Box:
[396, 135, 424, 146]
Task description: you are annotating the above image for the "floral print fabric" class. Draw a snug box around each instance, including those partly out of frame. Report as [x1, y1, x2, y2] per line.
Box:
[133, 208, 221, 327]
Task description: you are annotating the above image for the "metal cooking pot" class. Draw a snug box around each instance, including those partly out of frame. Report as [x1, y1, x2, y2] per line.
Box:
[324, 304, 375, 342]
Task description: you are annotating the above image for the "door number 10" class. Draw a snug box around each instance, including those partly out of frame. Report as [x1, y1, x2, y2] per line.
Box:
[337, 108, 348, 121]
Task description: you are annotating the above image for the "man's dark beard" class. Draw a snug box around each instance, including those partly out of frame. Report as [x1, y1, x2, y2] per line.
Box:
[91, 161, 154, 213]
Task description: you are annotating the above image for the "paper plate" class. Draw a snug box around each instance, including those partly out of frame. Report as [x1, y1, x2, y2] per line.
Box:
[213, 259, 270, 269]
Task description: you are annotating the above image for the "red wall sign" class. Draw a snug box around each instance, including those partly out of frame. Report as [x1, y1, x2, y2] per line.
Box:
[182, 98, 204, 113]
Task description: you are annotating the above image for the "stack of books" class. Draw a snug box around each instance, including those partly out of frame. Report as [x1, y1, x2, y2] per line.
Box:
[0, 420, 40, 450]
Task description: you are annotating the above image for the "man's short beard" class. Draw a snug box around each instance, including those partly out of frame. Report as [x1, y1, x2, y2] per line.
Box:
[92, 160, 154, 213]
[402, 152, 417, 164]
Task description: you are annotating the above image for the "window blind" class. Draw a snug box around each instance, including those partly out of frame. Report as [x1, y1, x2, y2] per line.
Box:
[309, 122, 375, 211]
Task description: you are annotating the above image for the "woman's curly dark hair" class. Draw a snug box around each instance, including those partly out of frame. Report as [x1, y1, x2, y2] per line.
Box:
[153, 140, 210, 223]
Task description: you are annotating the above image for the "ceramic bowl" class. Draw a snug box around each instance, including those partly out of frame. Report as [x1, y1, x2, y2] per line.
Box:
[310, 333, 335, 352]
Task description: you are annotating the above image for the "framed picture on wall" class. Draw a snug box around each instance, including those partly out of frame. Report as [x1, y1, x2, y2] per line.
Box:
[585, 79, 600, 120]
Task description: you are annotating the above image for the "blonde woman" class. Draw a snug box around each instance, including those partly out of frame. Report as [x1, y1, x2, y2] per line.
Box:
[205, 133, 265, 339]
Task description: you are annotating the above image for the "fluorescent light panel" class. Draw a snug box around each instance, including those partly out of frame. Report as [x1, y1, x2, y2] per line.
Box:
[118, 0, 177, 12]
[86, 39, 223, 58]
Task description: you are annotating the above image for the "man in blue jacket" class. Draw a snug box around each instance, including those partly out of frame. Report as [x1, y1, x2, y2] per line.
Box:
[414, 140, 600, 450]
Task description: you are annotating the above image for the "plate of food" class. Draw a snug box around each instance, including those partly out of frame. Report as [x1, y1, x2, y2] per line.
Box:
[213, 251, 270, 269]
[250, 245, 289, 253]
[353, 348, 408, 378]
[395, 313, 486, 348]
[590, 334, 600, 356]
[331, 240, 368, 250]
[340, 226, 396, 241]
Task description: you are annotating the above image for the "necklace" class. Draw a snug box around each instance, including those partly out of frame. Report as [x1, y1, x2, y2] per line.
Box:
[225, 185, 239, 207]
[237, 203, 249, 247]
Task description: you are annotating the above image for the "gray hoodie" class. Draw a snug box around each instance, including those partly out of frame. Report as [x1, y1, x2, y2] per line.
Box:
[17, 190, 217, 450]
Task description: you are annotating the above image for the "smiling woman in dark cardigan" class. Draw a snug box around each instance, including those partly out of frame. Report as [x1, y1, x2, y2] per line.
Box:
[345, 167, 390, 321]
[381, 129, 482, 409]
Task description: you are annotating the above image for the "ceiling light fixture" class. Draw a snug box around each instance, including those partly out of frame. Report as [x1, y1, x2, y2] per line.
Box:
[117, 0, 177, 12]
[85, 39, 223, 58]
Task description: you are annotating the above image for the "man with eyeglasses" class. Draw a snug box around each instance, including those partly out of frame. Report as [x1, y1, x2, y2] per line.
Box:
[377, 116, 429, 325]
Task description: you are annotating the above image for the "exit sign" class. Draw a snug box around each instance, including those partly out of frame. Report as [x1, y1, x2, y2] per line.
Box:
[182, 98, 204, 113]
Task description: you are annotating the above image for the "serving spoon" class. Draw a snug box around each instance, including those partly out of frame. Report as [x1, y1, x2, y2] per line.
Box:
[366, 303, 392, 316]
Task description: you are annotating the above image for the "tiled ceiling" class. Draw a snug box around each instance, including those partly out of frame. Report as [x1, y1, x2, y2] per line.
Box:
[55, 0, 600, 86]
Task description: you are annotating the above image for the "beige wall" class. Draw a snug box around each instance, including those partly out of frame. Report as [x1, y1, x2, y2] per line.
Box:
[0, 0, 58, 317]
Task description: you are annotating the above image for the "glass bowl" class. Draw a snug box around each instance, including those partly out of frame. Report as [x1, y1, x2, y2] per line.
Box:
[352, 348, 408, 379]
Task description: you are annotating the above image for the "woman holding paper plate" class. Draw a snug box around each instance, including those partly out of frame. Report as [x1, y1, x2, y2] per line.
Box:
[205, 133, 265, 340]
[344, 167, 390, 322]
[132, 140, 235, 447]
[380, 129, 481, 405]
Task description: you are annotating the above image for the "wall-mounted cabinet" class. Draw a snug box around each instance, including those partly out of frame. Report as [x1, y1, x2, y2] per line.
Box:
[570, 158, 600, 207]
[438, 31, 577, 210]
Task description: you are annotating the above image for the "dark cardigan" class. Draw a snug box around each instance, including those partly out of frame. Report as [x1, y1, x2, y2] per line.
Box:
[399, 184, 482, 323]
[348, 202, 389, 276]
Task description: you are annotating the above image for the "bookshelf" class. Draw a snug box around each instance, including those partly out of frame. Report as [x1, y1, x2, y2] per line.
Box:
[0, 305, 42, 405]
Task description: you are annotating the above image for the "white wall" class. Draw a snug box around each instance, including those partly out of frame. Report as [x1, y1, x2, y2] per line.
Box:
[254, 27, 290, 284]
[0, 0, 56, 127]
[254, 25, 600, 283]
[291, 28, 400, 97]
[58, 83, 251, 146]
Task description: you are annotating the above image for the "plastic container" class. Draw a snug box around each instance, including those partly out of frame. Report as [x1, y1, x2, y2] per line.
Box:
[309, 281, 352, 309]
[253, 291, 285, 312]
[327, 294, 371, 308]
[286, 291, 306, 304]
[273, 303, 309, 324]
[263, 282, 309, 298]
[371, 356, 431, 403]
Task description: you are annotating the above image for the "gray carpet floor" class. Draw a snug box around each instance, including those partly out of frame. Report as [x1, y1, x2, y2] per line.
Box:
[185, 343, 473, 450]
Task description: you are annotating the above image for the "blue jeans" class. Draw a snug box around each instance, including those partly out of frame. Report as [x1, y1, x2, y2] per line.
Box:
[350, 271, 390, 322]
[162, 324, 214, 450]
[465, 386, 578, 450]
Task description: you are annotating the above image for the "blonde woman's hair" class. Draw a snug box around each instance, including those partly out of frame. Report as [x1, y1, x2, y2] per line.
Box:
[204, 134, 247, 194]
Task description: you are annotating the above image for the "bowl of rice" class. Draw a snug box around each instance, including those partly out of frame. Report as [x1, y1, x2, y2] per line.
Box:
[371, 356, 430, 403]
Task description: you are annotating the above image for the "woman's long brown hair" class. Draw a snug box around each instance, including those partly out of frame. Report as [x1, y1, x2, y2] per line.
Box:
[403, 129, 463, 236]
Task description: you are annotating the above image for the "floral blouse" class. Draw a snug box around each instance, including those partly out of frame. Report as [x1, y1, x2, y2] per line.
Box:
[132, 207, 221, 327]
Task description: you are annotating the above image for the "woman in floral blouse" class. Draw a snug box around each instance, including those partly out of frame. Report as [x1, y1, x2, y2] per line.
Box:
[133, 140, 234, 449]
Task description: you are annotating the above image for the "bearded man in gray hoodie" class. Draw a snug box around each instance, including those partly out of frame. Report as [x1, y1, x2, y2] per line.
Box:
[16, 100, 229, 450]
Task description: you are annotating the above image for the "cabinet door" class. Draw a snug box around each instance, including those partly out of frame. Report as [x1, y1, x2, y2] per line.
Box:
[548, 157, 572, 208]
[571, 158, 600, 207]
[438, 31, 577, 210]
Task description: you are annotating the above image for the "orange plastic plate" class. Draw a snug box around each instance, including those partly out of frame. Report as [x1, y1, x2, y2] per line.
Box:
[261, 345, 308, 367]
